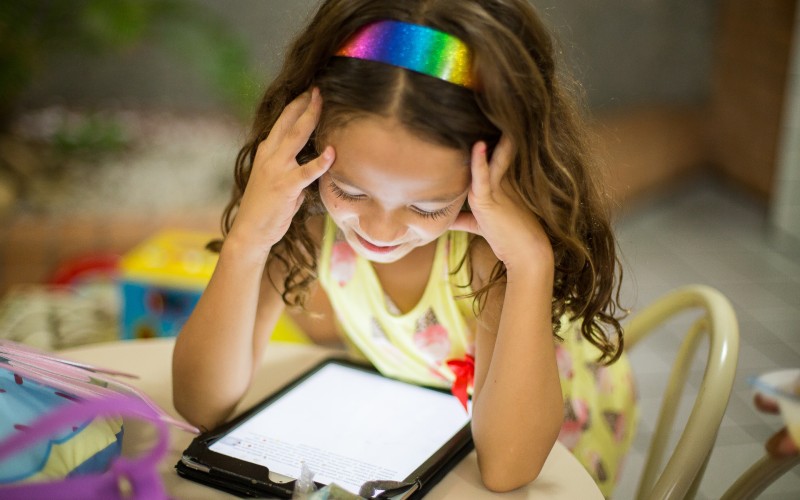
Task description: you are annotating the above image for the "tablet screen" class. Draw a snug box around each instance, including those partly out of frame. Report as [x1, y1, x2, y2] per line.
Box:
[208, 363, 471, 494]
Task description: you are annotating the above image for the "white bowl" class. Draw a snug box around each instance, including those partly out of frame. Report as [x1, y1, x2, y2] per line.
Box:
[751, 368, 800, 446]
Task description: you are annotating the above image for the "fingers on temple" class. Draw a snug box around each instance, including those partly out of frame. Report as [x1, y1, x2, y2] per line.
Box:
[261, 91, 313, 156]
[470, 142, 491, 198]
[294, 145, 335, 189]
[265, 88, 322, 160]
[451, 211, 481, 236]
[293, 191, 306, 216]
[489, 135, 514, 186]
[282, 88, 323, 159]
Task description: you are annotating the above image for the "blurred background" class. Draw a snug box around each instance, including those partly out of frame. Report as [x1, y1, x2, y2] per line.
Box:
[0, 0, 798, 498]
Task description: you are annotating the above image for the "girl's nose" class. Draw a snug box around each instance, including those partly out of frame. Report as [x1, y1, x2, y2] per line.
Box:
[359, 210, 406, 244]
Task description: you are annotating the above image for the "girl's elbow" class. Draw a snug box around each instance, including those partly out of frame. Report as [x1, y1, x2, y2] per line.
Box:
[173, 387, 207, 430]
[173, 393, 225, 433]
[476, 443, 551, 493]
[172, 376, 228, 432]
[479, 462, 543, 493]
[477, 417, 562, 492]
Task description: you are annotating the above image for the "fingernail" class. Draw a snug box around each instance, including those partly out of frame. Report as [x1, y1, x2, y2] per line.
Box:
[322, 146, 333, 161]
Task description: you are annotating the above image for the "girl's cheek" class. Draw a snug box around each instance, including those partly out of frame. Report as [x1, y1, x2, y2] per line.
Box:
[320, 189, 356, 223]
[319, 187, 339, 212]
[415, 218, 453, 241]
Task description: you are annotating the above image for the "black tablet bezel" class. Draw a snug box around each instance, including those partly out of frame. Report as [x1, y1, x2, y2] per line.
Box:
[176, 357, 474, 499]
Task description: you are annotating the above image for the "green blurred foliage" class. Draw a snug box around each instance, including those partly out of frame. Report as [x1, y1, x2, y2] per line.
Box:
[0, 0, 259, 127]
[50, 113, 129, 157]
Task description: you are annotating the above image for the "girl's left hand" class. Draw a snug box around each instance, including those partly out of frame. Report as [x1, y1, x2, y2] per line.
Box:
[450, 136, 553, 275]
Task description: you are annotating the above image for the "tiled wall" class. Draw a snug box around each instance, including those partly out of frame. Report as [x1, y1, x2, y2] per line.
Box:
[591, 106, 709, 204]
[772, 4, 800, 248]
[710, 0, 798, 198]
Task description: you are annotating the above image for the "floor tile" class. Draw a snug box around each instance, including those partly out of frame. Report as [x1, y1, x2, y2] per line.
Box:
[700, 442, 769, 498]
[614, 178, 800, 499]
[752, 342, 800, 369]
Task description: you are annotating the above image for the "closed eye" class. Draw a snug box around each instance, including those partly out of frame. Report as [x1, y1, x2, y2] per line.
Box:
[329, 180, 454, 220]
[329, 181, 365, 202]
[412, 205, 453, 221]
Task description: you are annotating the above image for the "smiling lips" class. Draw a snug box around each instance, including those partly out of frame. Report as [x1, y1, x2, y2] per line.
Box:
[355, 234, 401, 254]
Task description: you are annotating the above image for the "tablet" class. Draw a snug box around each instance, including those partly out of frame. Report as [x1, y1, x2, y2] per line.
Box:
[176, 358, 473, 499]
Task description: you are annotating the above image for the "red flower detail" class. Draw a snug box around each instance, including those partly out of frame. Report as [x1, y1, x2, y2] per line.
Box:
[555, 345, 574, 380]
[13, 374, 23, 385]
[446, 354, 475, 412]
[558, 398, 590, 451]
[14, 424, 29, 431]
[414, 324, 451, 361]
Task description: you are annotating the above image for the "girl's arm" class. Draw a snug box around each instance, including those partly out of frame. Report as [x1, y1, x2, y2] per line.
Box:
[172, 89, 335, 431]
[452, 137, 563, 492]
[172, 238, 287, 431]
[469, 238, 562, 492]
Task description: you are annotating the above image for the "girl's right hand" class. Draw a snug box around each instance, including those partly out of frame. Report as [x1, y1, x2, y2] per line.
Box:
[228, 88, 335, 260]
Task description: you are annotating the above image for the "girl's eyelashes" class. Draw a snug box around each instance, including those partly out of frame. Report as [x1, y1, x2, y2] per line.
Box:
[412, 205, 452, 221]
[329, 181, 364, 202]
[328, 180, 454, 220]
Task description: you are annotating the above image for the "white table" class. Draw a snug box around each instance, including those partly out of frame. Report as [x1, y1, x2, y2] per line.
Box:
[61, 338, 603, 499]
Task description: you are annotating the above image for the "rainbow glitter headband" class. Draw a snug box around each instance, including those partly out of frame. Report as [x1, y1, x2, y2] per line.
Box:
[335, 19, 475, 89]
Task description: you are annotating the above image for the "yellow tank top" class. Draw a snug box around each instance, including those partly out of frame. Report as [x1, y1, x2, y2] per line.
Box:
[317, 217, 476, 388]
[316, 217, 638, 496]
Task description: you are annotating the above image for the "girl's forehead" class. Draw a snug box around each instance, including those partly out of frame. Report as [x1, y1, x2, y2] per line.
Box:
[326, 116, 470, 195]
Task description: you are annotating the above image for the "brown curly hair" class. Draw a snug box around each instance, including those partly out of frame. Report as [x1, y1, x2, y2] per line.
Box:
[213, 0, 626, 364]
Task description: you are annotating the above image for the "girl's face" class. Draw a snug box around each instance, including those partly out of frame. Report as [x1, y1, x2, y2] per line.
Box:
[319, 115, 470, 264]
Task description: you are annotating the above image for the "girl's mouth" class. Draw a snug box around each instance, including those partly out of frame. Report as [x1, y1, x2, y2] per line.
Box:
[355, 234, 401, 254]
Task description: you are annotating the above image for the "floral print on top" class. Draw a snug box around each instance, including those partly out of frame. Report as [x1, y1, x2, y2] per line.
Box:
[316, 216, 638, 498]
[555, 317, 639, 497]
[413, 309, 452, 362]
[330, 240, 357, 286]
[318, 217, 476, 390]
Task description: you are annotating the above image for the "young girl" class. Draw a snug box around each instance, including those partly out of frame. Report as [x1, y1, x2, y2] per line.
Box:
[173, 0, 637, 495]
